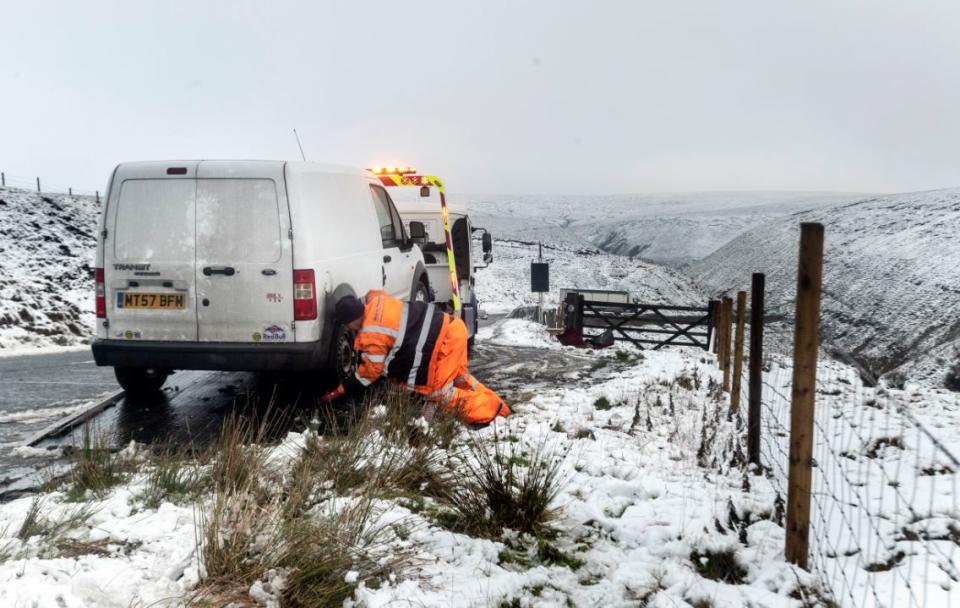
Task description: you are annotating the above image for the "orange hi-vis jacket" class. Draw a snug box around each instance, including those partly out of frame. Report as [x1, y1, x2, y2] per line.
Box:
[348, 290, 509, 425]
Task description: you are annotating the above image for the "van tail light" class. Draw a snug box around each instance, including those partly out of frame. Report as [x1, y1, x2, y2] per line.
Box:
[95, 267, 106, 318]
[293, 269, 317, 321]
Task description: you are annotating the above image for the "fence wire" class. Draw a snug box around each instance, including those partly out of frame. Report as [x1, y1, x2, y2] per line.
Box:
[746, 354, 960, 607]
[0, 172, 100, 198]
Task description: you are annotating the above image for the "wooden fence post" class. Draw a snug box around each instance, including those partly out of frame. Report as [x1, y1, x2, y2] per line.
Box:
[36, 177, 41, 193]
[730, 291, 747, 414]
[748, 273, 765, 467]
[1, 172, 5, 187]
[785, 223, 825, 569]
[707, 300, 720, 353]
[717, 298, 727, 369]
[721, 297, 732, 390]
[96, 190, 100, 204]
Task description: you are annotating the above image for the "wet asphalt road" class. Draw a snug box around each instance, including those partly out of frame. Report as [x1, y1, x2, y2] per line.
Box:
[0, 314, 613, 497]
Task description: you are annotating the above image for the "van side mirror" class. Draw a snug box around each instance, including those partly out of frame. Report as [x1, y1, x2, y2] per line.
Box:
[482, 232, 493, 253]
[409, 221, 427, 245]
[420, 186, 430, 198]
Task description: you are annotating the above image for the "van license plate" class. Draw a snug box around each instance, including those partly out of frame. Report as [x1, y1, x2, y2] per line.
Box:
[116, 292, 186, 310]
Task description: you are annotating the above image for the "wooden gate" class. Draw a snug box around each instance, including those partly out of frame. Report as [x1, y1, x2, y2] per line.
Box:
[561, 292, 716, 350]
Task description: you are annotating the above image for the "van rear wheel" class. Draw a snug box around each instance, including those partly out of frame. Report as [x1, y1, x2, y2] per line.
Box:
[114, 366, 169, 394]
[326, 324, 357, 385]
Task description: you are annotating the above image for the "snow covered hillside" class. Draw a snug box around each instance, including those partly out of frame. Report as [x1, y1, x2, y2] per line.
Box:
[467, 191, 865, 266]
[687, 188, 960, 385]
[475, 239, 704, 315]
[0, 187, 99, 353]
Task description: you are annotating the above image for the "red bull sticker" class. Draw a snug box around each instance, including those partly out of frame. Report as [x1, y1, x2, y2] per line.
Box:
[261, 324, 286, 342]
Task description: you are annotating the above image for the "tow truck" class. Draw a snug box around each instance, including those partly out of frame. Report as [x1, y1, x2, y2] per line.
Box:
[369, 166, 493, 348]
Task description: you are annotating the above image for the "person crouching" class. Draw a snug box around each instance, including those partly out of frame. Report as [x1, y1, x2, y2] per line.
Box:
[321, 290, 510, 426]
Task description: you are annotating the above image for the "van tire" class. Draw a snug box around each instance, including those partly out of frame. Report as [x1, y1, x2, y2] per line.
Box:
[412, 279, 430, 303]
[114, 366, 169, 394]
[326, 324, 357, 385]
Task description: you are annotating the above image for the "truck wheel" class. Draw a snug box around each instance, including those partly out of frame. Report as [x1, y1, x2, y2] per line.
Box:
[326, 323, 357, 385]
[413, 279, 430, 303]
[114, 366, 169, 394]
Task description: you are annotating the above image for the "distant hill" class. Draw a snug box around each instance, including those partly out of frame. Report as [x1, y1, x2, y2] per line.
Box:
[687, 188, 960, 385]
[466, 191, 867, 266]
[0, 187, 99, 351]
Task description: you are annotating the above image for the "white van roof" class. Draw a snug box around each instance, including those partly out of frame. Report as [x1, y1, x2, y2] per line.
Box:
[113, 160, 374, 181]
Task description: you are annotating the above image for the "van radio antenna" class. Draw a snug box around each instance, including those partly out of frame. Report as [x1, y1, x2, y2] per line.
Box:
[292, 128, 307, 161]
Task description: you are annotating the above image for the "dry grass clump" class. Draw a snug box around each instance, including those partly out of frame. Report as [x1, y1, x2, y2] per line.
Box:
[193, 388, 442, 606]
[135, 446, 208, 509]
[442, 431, 567, 538]
[192, 383, 571, 606]
[64, 425, 130, 501]
[12, 496, 98, 559]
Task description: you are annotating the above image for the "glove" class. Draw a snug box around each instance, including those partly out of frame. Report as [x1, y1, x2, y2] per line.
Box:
[321, 385, 346, 402]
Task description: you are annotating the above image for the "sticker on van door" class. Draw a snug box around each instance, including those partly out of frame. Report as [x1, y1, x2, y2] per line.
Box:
[253, 324, 286, 342]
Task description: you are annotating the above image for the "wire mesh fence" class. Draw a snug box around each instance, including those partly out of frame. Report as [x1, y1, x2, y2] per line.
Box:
[0, 171, 100, 199]
[742, 353, 960, 607]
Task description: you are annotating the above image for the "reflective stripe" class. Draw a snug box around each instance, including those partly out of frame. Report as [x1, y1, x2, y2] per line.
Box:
[360, 325, 398, 338]
[407, 304, 436, 387]
[355, 372, 373, 386]
[426, 382, 456, 403]
[362, 353, 386, 363]
[383, 304, 409, 369]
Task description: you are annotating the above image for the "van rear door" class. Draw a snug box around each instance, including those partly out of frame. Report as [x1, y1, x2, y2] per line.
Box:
[195, 161, 294, 343]
[106, 167, 199, 341]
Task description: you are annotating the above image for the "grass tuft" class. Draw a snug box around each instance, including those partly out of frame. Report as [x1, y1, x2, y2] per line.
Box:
[64, 426, 127, 501]
[690, 548, 747, 584]
[443, 432, 566, 538]
[136, 446, 208, 509]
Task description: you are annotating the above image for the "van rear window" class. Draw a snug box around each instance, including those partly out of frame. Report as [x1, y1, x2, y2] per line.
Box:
[114, 179, 196, 262]
[197, 179, 281, 263]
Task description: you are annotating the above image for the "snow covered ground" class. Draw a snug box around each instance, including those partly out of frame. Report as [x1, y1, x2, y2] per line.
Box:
[0, 187, 98, 354]
[0, 325, 828, 607]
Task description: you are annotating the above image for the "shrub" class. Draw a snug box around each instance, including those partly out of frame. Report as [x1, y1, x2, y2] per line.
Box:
[444, 433, 566, 537]
[593, 396, 612, 410]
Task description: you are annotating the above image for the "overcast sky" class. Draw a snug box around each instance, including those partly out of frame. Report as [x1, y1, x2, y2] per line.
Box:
[2, 1, 959, 195]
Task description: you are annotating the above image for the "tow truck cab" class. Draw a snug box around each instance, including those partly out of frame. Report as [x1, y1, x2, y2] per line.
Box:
[393, 193, 493, 343]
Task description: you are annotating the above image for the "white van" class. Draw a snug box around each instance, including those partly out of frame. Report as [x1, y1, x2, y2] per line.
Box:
[92, 160, 429, 392]
[392, 193, 493, 347]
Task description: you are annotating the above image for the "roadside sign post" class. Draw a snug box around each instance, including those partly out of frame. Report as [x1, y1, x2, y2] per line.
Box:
[531, 242, 549, 324]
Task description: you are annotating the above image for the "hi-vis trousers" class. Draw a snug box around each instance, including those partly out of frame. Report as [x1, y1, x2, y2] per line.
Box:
[419, 317, 510, 425]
